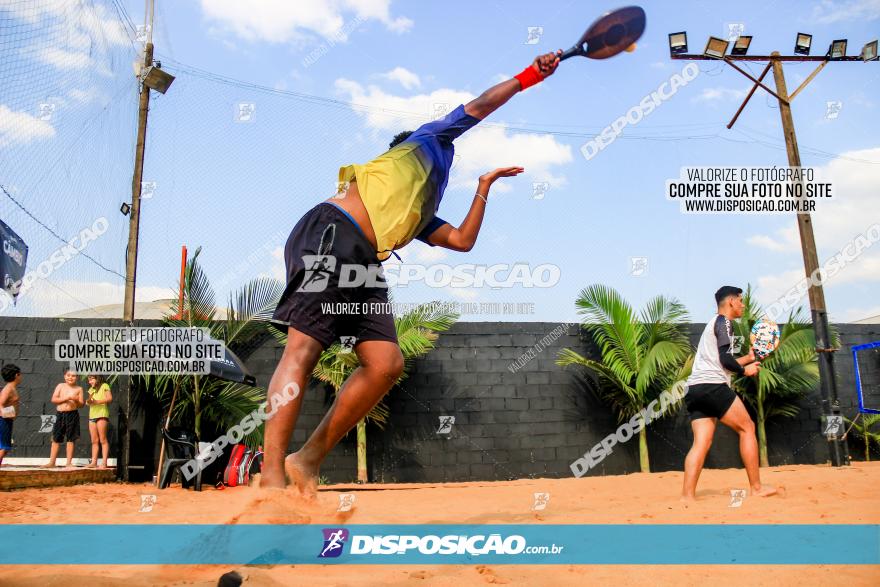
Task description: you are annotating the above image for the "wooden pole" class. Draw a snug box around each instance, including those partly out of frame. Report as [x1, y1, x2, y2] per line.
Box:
[121, 0, 156, 482]
[176, 246, 187, 319]
[769, 52, 847, 466]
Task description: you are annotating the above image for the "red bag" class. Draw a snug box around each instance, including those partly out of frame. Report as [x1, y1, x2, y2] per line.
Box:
[223, 444, 247, 487]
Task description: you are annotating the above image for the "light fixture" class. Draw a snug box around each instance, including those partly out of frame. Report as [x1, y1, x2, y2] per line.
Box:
[828, 39, 847, 59]
[704, 36, 729, 58]
[142, 65, 175, 94]
[794, 33, 812, 55]
[120, 202, 131, 216]
[861, 40, 879, 62]
[668, 31, 688, 54]
[731, 35, 752, 56]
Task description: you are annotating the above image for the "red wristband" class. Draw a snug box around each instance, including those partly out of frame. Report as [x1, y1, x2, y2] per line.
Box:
[514, 65, 542, 90]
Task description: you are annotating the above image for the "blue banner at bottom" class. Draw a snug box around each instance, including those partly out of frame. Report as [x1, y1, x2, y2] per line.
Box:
[0, 525, 877, 565]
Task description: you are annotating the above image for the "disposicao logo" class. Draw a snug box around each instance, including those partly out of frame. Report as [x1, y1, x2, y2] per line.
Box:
[318, 528, 349, 558]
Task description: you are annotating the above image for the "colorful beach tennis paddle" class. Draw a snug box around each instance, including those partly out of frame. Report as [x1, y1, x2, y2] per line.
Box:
[750, 318, 781, 360]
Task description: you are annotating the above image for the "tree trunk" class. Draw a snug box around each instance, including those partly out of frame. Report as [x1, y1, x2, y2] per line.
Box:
[356, 418, 368, 483]
[193, 375, 201, 442]
[638, 425, 650, 473]
[866, 435, 871, 462]
[757, 398, 768, 467]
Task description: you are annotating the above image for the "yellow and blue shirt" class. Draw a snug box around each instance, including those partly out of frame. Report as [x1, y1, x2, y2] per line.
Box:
[338, 105, 481, 261]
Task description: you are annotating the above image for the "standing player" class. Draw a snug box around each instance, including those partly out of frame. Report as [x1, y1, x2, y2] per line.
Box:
[261, 51, 563, 493]
[681, 286, 778, 500]
[0, 364, 22, 468]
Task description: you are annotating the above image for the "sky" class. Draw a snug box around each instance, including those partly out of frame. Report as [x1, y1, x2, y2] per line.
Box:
[1, 0, 879, 324]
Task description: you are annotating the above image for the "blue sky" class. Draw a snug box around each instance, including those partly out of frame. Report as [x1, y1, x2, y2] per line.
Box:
[1, 0, 878, 323]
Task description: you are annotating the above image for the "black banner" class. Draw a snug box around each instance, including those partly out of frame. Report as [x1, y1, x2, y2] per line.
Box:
[0, 218, 28, 304]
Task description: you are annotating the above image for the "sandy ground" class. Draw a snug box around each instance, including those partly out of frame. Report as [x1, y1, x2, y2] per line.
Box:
[0, 462, 878, 586]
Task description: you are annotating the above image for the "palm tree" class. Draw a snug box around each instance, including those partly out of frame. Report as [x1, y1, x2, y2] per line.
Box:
[730, 285, 830, 467]
[147, 247, 283, 445]
[271, 300, 458, 482]
[556, 285, 693, 472]
[845, 414, 880, 461]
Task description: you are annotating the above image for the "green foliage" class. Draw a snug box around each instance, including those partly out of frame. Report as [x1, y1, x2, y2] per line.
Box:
[731, 286, 825, 422]
[846, 414, 880, 461]
[556, 284, 694, 472]
[730, 285, 831, 466]
[146, 247, 283, 444]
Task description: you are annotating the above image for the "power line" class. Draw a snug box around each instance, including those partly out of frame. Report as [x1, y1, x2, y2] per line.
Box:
[0, 184, 125, 279]
[158, 56, 880, 165]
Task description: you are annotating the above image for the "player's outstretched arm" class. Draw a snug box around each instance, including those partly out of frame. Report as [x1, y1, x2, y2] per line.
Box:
[427, 166, 524, 252]
[463, 51, 562, 120]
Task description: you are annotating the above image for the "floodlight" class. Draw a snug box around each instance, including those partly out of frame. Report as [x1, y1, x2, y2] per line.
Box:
[861, 40, 878, 62]
[668, 31, 688, 54]
[828, 39, 847, 59]
[794, 33, 812, 55]
[731, 35, 752, 56]
[704, 36, 729, 58]
[142, 65, 175, 94]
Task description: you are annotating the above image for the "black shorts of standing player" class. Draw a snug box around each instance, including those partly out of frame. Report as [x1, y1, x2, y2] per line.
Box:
[270, 202, 397, 350]
[684, 383, 738, 421]
[52, 410, 81, 443]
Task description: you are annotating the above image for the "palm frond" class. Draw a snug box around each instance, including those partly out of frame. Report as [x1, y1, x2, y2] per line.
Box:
[224, 277, 284, 345]
[575, 285, 642, 378]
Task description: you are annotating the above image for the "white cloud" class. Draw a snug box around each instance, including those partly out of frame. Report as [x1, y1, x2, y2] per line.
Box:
[450, 125, 573, 191]
[833, 305, 880, 323]
[747, 225, 800, 252]
[199, 0, 412, 45]
[692, 87, 747, 103]
[334, 78, 475, 132]
[334, 77, 572, 191]
[36, 47, 92, 69]
[67, 87, 107, 105]
[5, 1, 129, 76]
[809, 0, 880, 24]
[752, 147, 880, 311]
[262, 246, 287, 282]
[378, 67, 421, 90]
[412, 242, 448, 262]
[0, 105, 55, 148]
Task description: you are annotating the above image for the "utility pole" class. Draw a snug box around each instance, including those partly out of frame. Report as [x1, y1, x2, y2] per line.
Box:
[120, 0, 155, 482]
[769, 53, 844, 466]
[670, 33, 877, 466]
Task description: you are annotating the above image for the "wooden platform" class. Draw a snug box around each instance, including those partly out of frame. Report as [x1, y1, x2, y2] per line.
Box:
[0, 466, 116, 491]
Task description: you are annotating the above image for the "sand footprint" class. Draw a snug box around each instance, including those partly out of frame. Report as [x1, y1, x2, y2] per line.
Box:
[476, 565, 509, 584]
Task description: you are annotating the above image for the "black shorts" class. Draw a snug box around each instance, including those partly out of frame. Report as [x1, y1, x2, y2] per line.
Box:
[685, 383, 738, 421]
[271, 202, 397, 350]
[52, 410, 81, 443]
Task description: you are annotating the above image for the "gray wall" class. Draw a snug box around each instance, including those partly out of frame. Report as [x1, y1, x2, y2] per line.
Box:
[1, 317, 878, 483]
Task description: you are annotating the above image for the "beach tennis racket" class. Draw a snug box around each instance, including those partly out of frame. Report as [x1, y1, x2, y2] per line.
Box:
[750, 318, 781, 360]
[558, 6, 646, 62]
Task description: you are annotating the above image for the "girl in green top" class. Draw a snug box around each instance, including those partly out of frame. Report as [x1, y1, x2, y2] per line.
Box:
[86, 375, 112, 469]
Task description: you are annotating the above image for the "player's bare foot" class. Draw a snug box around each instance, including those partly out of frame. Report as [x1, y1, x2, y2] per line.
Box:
[259, 464, 287, 489]
[751, 484, 781, 497]
[285, 452, 318, 500]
